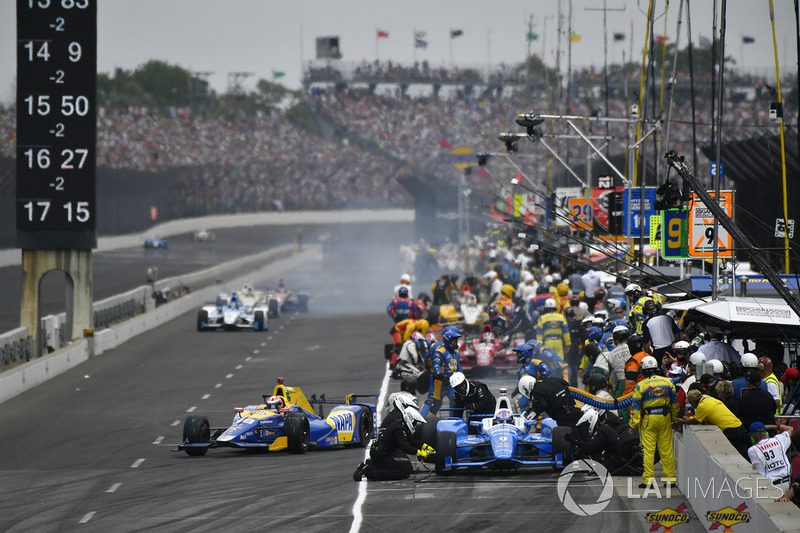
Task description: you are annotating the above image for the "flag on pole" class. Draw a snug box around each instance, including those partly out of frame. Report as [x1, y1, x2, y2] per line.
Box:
[526, 32, 539, 41]
[439, 138, 452, 149]
[415, 38, 428, 49]
[656, 35, 669, 43]
[742, 36, 755, 44]
[570, 33, 581, 43]
[377, 30, 389, 38]
[613, 32, 625, 41]
[272, 70, 286, 80]
[450, 29, 463, 38]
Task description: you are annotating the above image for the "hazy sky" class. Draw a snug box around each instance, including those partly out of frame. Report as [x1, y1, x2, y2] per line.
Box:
[1, 0, 798, 104]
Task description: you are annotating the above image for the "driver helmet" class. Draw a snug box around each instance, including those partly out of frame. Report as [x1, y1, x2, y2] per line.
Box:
[496, 409, 513, 423]
[482, 331, 495, 343]
[466, 293, 477, 306]
[402, 406, 426, 434]
[488, 304, 500, 319]
[266, 395, 285, 411]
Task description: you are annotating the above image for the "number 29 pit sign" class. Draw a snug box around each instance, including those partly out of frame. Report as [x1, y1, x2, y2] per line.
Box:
[688, 191, 733, 258]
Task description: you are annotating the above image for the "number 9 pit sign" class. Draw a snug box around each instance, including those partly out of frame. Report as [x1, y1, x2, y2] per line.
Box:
[688, 191, 733, 258]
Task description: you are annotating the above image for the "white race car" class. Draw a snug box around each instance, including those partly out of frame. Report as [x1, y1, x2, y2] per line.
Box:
[196, 292, 269, 331]
[193, 230, 216, 242]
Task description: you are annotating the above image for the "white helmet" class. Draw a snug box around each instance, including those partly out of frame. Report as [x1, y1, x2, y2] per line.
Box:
[482, 332, 495, 343]
[449, 371, 469, 394]
[689, 352, 706, 366]
[544, 298, 558, 311]
[484, 270, 498, 280]
[402, 406, 426, 434]
[640, 355, 658, 371]
[578, 302, 589, 310]
[521, 271, 533, 283]
[518, 375, 537, 397]
[400, 273, 411, 284]
[577, 408, 600, 435]
[740, 353, 759, 368]
[543, 275, 554, 285]
[551, 272, 562, 282]
[624, 283, 642, 294]
[388, 391, 417, 412]
[582, 316, 595, 325]
[673, 340, 691, 352]
[707, 359, 724, 374]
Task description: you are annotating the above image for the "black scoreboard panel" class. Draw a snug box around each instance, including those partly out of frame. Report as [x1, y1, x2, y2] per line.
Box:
[16, 0, 97, 249]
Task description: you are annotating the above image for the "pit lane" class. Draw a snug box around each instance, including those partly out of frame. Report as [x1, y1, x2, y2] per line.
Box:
[0, 223, 702, 532]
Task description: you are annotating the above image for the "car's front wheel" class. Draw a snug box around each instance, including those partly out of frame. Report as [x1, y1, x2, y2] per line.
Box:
[285, 413, 310, 453]
[183, 415, 210, 456]
[435, 431, 457, 476]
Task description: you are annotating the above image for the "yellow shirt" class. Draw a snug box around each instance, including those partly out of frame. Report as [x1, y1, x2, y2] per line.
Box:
[693, 395, 742, 431]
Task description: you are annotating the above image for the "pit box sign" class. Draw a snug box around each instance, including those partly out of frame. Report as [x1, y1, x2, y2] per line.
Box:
[688, 191, 733, 258]
[774, 218, 795, 239]
[622, 187, 656, 238]
[568, 197, 592, 230]
[661, 209, 691, 259]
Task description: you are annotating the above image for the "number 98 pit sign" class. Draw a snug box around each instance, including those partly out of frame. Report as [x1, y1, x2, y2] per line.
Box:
[688, 191, 733, 258]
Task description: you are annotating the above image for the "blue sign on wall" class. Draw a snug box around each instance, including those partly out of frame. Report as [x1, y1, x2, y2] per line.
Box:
[623, 188, 656, 237]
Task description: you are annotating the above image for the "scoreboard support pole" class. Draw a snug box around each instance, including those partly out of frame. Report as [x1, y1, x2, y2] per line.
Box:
[21, 250, 93, 358]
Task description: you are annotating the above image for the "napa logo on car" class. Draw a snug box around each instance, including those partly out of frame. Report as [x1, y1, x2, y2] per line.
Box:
[327, 410, 355, 440]
[436, 146, 477, 170]
[645, 503, 691, 531]
[705, 503, 750, 530]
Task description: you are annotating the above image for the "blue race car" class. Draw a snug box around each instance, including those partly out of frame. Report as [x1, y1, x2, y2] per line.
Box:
[144, 237, 168, 249]
[432, 388, 572, 475]
[178, 378, 376, 456]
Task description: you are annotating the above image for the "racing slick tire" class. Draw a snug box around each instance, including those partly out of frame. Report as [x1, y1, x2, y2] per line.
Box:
[268, 299, 280, 319]
[254, 311, 267, 332]
[552, 426, 573, 470]
[354, 409, 373, 447]
[285, 413, 310, 454]
[196, 310, 209, 332]
[435, 431, 457, 476]
[183, 415, 210, 456]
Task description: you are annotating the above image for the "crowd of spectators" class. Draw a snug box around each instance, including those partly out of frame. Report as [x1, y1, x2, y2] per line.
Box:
[0, 66, 795, 218]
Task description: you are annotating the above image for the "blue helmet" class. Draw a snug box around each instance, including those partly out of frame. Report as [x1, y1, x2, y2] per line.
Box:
[527, 340, 543, 356]
[587, 326, 603, 342]
[513, 342, 534, 363]
[442, 328, 462, 349]
[537, 362, 552, 378]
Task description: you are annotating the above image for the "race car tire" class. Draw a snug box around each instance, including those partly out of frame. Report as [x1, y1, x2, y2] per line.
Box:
[355, 409, 373, 447]
[197, 310, 209, 332]
[435, 431, 457, 476]
[552, 426, 573, 469]
[183, 415, 210, 456]
[417, 417, 437, 448]
[285, 413, 310, 454]
[268, 300, 280, 319]
[254, 311, 266, 332]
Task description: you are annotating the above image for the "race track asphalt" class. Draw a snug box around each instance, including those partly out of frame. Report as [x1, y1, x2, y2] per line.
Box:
[0, 222, 704, 532]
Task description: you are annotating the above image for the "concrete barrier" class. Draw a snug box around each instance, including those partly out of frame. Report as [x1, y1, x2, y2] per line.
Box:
[675, 425, 800, 532]
[0, 246, 321, 404]
[0, 208, 413, 267]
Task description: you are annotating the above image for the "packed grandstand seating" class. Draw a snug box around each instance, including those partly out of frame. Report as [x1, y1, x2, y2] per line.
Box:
[0, 66, 795, 217]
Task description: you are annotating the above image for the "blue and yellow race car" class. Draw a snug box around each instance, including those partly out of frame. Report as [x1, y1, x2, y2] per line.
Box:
[178, 378, 376, 456]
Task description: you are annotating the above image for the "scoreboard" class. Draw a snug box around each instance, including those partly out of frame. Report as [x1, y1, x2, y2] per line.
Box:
[16, 0, 96, 249]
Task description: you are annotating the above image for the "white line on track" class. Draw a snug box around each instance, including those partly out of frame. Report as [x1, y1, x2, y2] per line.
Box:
[201, 394, 210, 400]
[235, 365, 243, 370]
[78, 512, 95, 524]
[215, 383, 222, 389]
[268, 336, 273, 340]
[349, 362, 391, 533]
[130, 458, 145, 468]
[260, 342, 266, 347]
[171, 420, 180, 427]
[225, 374, 233, 379]
[187, 406, 196, 413]
[152, 436, 164, 445]
[106, 483, 122, 493]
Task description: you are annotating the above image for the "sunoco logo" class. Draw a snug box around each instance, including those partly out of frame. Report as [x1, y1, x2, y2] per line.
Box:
[436, 146, 477, 170]
[557, 459, 614, 516]
[706, 503, 750, 530]
[646, 503, 691, 531]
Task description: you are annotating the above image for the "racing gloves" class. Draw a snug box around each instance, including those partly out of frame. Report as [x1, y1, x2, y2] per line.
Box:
[416, 444, 435, 459]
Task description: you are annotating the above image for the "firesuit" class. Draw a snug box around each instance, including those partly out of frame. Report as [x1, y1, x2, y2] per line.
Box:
[629, 374, 679, 486]
[452, 379, 496, 420]
[387, 296, 419, 323]
[628, 294, 655, 334]
[536, 311, 571, 359]
[421, 339, 461, 416]
[389, 319, 429, 367]
[362, 409, 423, 481]
[523, 376, 582, 427]
[537, 347, 571, 383]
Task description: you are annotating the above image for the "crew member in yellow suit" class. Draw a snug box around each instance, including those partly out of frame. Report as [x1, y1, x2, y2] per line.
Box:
[630, 355, 679, 489]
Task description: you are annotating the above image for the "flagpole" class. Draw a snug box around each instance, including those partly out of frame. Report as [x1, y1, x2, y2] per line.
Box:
[376, 29, 379, 61]
[450, 31, 454, 66]
[413, 29, 417, 64]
